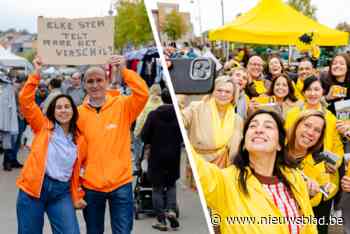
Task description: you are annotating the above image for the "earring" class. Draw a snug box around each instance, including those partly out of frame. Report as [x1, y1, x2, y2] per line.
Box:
[277, 145, 281, 151]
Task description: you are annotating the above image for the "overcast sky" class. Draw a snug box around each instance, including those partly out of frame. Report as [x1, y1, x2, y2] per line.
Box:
[147, 0, 350, 36]
[0, 0, 112, 33]
[1, 0, 349, 35]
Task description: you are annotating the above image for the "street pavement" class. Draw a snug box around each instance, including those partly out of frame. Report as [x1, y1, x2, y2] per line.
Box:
[0, 148, 211, 234]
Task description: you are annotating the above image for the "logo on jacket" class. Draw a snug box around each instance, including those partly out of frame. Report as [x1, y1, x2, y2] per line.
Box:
[106, 123, 117, 129]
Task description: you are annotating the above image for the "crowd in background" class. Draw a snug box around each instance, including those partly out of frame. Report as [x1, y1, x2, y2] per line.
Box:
[0, 47, 183, 233]
[169, 40, 350, 234]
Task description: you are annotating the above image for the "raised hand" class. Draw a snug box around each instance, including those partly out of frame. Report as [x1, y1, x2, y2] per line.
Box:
[33, 56, 43, 76]
[108, 55, 126, 73]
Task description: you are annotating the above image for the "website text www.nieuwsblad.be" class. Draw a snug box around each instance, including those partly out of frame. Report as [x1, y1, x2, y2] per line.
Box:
[210, 214, 344, 226]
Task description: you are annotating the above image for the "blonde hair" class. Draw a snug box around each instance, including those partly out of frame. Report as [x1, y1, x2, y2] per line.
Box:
[210, 75, 238, 105]
[149, 84, 161, 96]
[231, 67, 248, 77]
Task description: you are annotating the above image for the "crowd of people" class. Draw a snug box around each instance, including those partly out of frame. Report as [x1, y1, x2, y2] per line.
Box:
[3, 38, 350, 233]
[178, 47, 350, 234]
[0, 49, 184, 233]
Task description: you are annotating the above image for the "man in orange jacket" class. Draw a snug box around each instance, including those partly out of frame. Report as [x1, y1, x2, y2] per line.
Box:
[78, 55, 149, 234]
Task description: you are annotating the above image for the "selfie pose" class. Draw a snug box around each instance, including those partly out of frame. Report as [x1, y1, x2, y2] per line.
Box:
[193, 109, 317, 233]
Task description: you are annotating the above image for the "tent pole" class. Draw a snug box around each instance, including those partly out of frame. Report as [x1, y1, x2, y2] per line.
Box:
[226, 42, 230, 62]
[288, 45, 292, 65]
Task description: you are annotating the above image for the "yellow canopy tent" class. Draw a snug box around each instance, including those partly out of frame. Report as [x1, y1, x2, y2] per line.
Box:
[209, 0, 348, 46]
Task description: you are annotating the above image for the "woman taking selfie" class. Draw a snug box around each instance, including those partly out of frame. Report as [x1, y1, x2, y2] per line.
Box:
[16, 56, 86, 234]
[192, 109, 317, 233]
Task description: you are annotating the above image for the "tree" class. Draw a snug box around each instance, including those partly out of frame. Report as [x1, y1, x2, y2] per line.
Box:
[162, 10, 188, 41]
[336, 22, 350, 33]
[5, 28, 16, 34]
[18, 50, 35, 63]
[287, 0, 317, 20]
[19, 29, 30, 35]
[336, 22, 350, 40]
[114, 0, 153, 51]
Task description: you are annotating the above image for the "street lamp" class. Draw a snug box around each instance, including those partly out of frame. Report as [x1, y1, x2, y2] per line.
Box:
[190, 0, 203, 36]
[108, 4, 114, 16]
[221, 0, 224, 25]
[219, 0, 228, 60]
[109, 0, 118, 16]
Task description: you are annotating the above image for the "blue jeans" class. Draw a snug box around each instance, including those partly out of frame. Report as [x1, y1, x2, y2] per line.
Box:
[152, 184, 177, 219]
[17, 175, 80, 234]
[83, 183, 133, 234]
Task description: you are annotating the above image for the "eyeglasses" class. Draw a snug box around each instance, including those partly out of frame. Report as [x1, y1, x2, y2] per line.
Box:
[248, 63, 263, 67]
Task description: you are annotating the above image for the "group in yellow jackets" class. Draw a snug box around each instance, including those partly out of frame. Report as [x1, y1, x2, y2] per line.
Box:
[285, 76, 344, 201]
[193, 71, 346, 233]
[189, 52, 350, 233]
[193, 110, 317, 234]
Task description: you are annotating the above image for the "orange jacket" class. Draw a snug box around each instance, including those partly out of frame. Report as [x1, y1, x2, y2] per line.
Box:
[78, 68, 149, 192]
[16, 73, 87, 203]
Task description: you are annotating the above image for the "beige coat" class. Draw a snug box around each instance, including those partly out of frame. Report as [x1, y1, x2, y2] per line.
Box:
[182, 100, 243, 168]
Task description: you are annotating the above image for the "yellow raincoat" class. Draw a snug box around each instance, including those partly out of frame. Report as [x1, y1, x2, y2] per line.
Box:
[193, 150, 317, 234]
[285, 105, 344, 201]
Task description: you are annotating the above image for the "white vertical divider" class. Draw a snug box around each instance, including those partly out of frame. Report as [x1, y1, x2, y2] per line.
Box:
[144, 1, 215, 233]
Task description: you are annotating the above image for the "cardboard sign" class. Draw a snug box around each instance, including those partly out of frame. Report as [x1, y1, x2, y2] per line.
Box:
[37, 16, 114, 65]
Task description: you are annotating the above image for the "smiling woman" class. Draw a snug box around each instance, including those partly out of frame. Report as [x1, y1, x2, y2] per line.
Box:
[192, 109, 317, 234]
[16, 56, 87, 234]
[181, 75, 243, 169]
[285, 77, 344, 234]
[286, 111, 326, 206]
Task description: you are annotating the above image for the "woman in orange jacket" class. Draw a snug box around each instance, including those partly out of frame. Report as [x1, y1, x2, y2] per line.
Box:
[16, 56, 87, 234]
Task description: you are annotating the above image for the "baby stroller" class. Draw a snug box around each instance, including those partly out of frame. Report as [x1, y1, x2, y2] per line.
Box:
[133, 146, 180, 220]
[133, 145, 155, 220]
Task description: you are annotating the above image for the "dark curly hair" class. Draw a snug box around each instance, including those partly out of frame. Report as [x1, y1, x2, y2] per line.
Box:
[233, 109, 294, 195]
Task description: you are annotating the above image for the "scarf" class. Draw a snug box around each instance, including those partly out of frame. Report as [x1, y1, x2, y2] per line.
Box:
[209, 98, 235, 150]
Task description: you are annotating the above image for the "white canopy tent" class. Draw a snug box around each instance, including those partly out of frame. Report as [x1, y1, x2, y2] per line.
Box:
[0, 46, 33, 73]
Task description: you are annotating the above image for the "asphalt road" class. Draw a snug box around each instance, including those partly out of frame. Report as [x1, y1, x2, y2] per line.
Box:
[0, 148, 210, 234]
